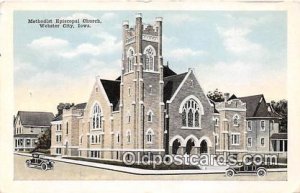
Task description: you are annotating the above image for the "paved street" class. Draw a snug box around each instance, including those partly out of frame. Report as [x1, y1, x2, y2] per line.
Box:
[14, 154, 287, 180]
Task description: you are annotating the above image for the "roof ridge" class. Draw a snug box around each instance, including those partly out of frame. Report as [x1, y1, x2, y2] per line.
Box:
[100, 79, 121, 82]
[163, 72, 188, 80]
[238, 94, 264, 99]
[18, 111, 54, 114]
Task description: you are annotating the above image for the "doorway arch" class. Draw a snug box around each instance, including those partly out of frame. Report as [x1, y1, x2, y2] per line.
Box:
[172, 139, 181, 155]
[200, 140, 208, 154]
[185, 139, 195, 155]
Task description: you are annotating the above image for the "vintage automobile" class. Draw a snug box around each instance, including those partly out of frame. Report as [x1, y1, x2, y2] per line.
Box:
[25, 152, 55, 171]
[225, 163, 267, 177]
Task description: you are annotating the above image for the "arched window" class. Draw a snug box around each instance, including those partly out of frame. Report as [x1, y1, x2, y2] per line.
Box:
[144, 46, 155, 71]
[147, 110, 153, 122]
[66, 122, 69, 134]
[145, 128, 154, 143]
[80, 135, 83, 144]
[95, 135, 98, 143]
[233, 114, 239, 126]
[127, 48, 134, 72]
[180, 97, 203, 128]
[215, 118, 219, 126]
[126, 130, 131, 143]
[92, 103, 102, 129]
[116, 133, 120, 143]
[91, 135, 94, 144]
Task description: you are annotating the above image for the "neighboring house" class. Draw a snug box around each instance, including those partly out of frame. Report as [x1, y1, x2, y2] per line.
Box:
[50, 103, 86, 156]
[214, 94, 247, 157]
[14, 111, 54, 152]
[230, 94, 284, 154]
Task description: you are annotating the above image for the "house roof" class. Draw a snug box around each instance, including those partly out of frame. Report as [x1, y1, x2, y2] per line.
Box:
[270, 133, 287, 140]
[238, 94, 264, 117]
[100, 79, 121, 111]
[17, 111, 54, 127]
[237, 94, 281, 118]
[74, 102, 87, 109]
[163, 72, 188, 103]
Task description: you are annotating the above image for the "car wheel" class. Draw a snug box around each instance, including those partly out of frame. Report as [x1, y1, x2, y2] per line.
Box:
[226, 169, 235, 177]
[41, 163, 48, 171]
[257, 168, 267, 177]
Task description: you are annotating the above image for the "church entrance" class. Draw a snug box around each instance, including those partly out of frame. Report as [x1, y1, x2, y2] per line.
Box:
[185, 139, 195, 155]
[172, 139, 181, 155]
[200, 140, 208, 154]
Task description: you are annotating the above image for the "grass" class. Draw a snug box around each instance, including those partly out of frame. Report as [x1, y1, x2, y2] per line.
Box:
[64, 157, 200, 170]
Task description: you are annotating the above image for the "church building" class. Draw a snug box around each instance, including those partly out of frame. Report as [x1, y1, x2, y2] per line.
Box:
[50, 13, 248, 160]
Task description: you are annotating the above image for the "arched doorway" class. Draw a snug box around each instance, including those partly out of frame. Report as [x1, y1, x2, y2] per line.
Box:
[200, 140, 208, 154]
[185, 139, 195, 155]
[172, 139, 181, 155]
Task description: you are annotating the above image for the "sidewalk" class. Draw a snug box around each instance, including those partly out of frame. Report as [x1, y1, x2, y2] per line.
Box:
[15, 152, 287, 175]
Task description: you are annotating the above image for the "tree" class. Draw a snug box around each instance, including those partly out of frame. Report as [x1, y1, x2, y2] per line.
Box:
[207, 89, 224, 102]
[56, 102, 75, 116]
[32, 129, 51, 152]
[271, 99, 288, 132]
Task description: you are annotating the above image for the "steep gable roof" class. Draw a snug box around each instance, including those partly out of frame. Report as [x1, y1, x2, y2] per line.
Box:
[163, 65, 177, 77]
[238, 94, 278, 118]
[100, 79, 120, 111]
[163, 72, 188, 103]
[17, 111, 54, 127]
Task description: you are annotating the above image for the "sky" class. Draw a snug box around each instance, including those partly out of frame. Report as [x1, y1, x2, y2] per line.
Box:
[14, 11, 287, 113]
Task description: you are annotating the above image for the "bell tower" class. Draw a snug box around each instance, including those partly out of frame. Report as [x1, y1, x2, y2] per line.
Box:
[120, 13, 164, 152]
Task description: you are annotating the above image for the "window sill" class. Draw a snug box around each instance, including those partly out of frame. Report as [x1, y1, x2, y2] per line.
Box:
[181, 127, 202, 130]
[231, 144, 240, 146]
[91, 128, 103, 132]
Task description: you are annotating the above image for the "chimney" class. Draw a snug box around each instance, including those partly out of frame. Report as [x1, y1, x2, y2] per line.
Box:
[224, 93, 230, 102]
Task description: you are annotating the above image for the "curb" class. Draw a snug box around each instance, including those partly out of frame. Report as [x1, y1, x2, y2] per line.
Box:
[15, 152, 287, 175]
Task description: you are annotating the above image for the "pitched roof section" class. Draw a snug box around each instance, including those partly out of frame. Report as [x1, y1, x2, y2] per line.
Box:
[18, 111, 54, 127]
[238, 94, 280, 118]
[100, 79, 120, 111]
[163, 65, 177, 77]
[163, 72, 188, 103]
[74, 102, 87, 109]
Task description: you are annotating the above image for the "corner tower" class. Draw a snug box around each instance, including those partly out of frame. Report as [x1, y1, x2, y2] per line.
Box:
[120, 13, 164, 153]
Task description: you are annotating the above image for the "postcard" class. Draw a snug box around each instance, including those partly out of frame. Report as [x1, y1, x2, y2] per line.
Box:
[0, 1, 299, 193]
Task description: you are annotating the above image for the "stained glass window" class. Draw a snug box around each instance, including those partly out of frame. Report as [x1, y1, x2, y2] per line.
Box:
[144, 46, 155, 71]
[181, 98, 202, 128]
[92, 104, 102, 129]
[182, 109, 187, 126]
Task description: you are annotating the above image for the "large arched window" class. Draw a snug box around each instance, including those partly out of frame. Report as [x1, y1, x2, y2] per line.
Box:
[127, 48, 134, 72]
[180, 96, 204, 128]
[92, 103, 102, 129]
[144, 46, 155, 71]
